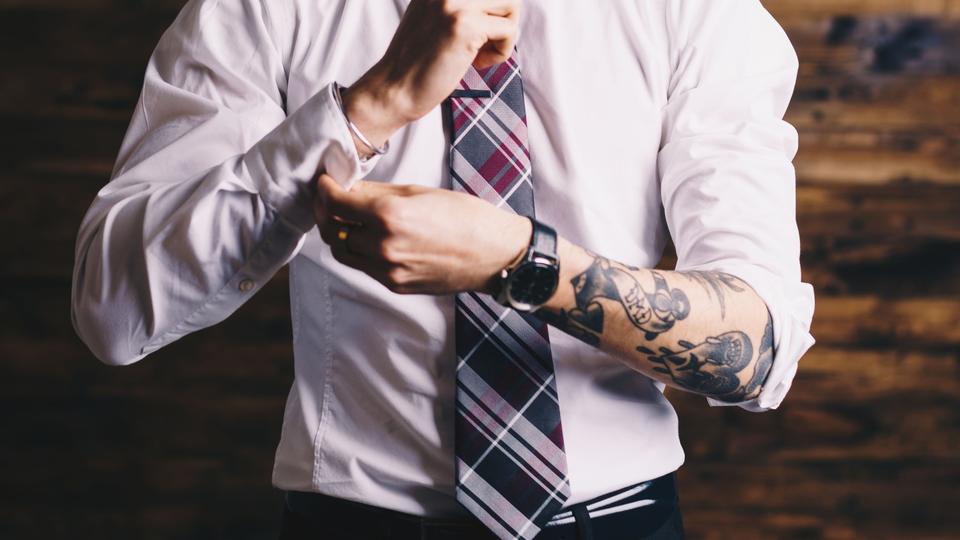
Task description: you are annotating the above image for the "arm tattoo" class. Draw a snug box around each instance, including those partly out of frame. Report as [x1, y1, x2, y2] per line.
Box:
[636, 311, 774, 402]
[536, 308, 602, 346]
[681, 271, 745, 319]
[536, 252, 774, 401]
[561, 256, 691, 340]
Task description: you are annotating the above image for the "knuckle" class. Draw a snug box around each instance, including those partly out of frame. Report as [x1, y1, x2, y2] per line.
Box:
[375, 196, 407, 232]
[449, 13, 475, 41]
[378, 240, 400, 264]
[372, 194, 398, 217]
[439, 0, 459, 17]
[384, 266, 407, 291]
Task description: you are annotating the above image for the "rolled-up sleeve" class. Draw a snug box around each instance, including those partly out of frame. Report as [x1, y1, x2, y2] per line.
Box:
[658, 0, 815, 411]
[71, 0, 379, 365]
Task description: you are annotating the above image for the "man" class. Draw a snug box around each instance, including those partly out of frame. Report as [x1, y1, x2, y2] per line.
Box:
[71, 0, 816, 538]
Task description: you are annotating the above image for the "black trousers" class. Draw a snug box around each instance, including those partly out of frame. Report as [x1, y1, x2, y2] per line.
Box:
[279, 472, 686, 540]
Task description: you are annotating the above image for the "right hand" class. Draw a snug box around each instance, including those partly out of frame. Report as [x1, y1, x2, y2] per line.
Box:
[341, 0, 522, 153]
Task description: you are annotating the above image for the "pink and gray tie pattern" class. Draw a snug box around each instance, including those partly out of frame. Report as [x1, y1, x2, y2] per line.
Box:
[447, 50, 570, 540]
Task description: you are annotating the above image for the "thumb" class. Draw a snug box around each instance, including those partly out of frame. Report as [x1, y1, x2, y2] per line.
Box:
[316, 173, 374, 223]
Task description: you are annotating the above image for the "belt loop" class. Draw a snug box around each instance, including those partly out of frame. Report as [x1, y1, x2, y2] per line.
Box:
[571, 504, 594, 540]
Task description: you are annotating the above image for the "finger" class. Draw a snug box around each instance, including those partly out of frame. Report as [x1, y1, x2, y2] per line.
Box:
[317, 219, 382, 259]
[316, 173, 377, 223]
[472, 14, 519, 68]
[328, 243, 394, 288]
[328, 242, 368, 271]
[350, 178, 409, 198]
[471, 0, 521, 18]
[316, 215, 348, 246]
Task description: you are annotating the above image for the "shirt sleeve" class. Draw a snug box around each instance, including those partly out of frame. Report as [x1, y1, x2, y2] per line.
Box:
[71, 0, 380, 365]
[658, 0, 816, 412]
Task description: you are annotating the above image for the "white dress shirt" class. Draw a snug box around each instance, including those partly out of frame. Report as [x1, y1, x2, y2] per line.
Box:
[71, 0, 816, 516]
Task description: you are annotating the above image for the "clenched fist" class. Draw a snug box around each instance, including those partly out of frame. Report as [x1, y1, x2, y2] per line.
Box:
[341, 0, 522, 154]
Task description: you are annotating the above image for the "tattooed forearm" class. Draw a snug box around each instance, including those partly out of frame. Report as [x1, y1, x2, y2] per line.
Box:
[536, 308, 602, 346]
[680, 271, 745, 319]
[636, 311, 774, 402]
[741, 314, 775, 399]
[533, 240, 776, 402]
[565, 256, 690, 340]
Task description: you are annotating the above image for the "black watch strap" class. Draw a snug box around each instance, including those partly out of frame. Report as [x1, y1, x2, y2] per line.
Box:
[528, 217, 558, 261]
[494, 216, 560, 311]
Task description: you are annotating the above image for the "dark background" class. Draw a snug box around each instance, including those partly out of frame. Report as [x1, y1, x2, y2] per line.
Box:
[2, 0, 958, 538]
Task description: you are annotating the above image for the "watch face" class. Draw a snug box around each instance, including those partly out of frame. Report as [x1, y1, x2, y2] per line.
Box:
[507, 261, 559, 310]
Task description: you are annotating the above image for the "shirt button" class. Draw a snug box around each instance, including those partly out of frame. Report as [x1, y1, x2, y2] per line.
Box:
[238, 279, 255, 292]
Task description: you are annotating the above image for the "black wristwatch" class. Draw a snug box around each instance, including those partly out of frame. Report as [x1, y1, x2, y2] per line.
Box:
[494, 217, 560, 312]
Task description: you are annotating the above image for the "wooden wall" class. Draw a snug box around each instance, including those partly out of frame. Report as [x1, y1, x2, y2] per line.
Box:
[1, 0, 957, 538]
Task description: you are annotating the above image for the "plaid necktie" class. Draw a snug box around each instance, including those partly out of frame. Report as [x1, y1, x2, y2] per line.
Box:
[447, 50, 571, 540]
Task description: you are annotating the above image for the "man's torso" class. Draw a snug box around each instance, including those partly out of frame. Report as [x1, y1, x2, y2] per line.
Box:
[274, 0, 685, 516]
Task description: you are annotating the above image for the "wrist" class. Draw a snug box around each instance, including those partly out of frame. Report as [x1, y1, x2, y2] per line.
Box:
[340, 69, 413, 156]
[480, 213, 532, 296]
[503, 214, 533, 268]
[542, 237, 590, 311]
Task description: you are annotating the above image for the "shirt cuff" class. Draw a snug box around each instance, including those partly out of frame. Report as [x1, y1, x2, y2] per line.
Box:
[243, 81, 383, 234]
[699, 263, 816, 412]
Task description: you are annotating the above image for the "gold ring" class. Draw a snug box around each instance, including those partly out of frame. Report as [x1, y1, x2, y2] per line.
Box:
[337, 224, 351, 242]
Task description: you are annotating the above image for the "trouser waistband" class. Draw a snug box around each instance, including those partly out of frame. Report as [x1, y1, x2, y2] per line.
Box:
[282, 472, 682, 540]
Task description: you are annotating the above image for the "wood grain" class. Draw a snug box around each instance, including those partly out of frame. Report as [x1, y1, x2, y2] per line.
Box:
[2, 1, 958, 539]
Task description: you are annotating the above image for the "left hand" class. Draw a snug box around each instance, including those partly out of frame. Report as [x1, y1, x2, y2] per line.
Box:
[313, 173, 532, 295]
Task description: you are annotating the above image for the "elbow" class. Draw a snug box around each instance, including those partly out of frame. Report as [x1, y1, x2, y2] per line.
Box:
[716, 307, 777, 409]
[714, 385, 765, 406]
[707, 359, 780, 413]
[71, 229, 150, 367]
[72, 306, 145, 367]
[705, 386, 777, 414]
[703, 336, 776, 411]
[93, 349, 143, 368]
[706, 387, 767, 411]
[91, 344, 145, 368]
[71, 280, 147, 367]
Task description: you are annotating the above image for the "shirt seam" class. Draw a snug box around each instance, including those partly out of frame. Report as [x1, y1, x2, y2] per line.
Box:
[311, 260, 336, 489]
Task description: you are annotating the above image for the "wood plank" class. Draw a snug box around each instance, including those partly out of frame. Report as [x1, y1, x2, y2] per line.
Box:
[785, 347, 957, 402]
[812, 296, 960, 346]
[0, 10, 173, 66]
[798, 182, 960, 240]
[768, 0, 960, 19]
[0, 63, 146, 119]
[667, 349, 959, 463]
[797, 182, 960, 295]
[677, 462, 959, 540]
[803, 241, 960, 297]
[2, 338, 294, 391]
[793, 129, 958, 172]
[795, 147, 960, 185]
[0, 114, 129, 176]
